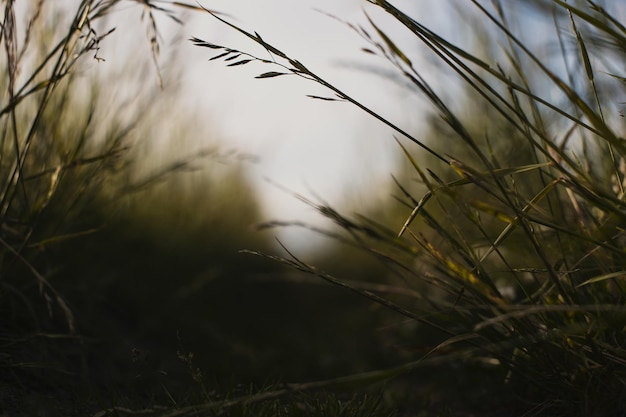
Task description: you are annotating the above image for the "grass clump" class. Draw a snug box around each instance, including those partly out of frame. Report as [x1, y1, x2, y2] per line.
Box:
[0, 0, 270, 413]
[195, 1, 626, 415]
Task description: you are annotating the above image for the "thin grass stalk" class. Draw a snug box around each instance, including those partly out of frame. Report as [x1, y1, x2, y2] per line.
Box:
[471, 0, 624, 154]
[568, 6, 624, 199]
[363, 4, 609, 301]
[194, 8, 450, 165]
[368, 0, 612, 190]
[367, 0, 584, 162]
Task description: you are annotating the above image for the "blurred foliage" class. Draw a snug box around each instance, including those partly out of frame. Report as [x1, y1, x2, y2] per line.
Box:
[0, 3, 405, 416]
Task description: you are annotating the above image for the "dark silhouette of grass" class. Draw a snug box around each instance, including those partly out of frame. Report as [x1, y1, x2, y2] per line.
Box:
[192, 1, 626, 415]
[3, 1, 626, 416]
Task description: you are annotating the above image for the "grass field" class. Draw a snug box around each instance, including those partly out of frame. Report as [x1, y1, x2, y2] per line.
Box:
[1, 1, 625, 416]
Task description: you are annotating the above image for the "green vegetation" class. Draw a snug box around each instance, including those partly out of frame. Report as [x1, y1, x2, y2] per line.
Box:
[1, 0, 625, 416]
[0, 2, 396, 415]
[192, 0, 626, 416]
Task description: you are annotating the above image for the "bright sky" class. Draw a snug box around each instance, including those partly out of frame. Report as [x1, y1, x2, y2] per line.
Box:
[31, 0, 457, 253]
[175, 0, 454, 251]
[33, 0, 625, 254]
[82, 0, 517, 252]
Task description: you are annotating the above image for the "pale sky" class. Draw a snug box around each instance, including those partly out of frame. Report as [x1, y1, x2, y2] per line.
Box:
[35, 0, 453, 253]
[25, 0, 626, 254]
[177, 0, 454, 251]
[85, 0, 479, 252]
[67, 0, 625, 252]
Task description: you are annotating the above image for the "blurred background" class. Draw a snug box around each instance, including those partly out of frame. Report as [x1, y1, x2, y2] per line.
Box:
[3, 1, 445, 409]
[95, 0, 461, 252]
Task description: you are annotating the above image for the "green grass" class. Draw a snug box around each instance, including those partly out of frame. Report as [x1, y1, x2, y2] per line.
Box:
[2, 0, 626, 416]
[194, 1, 626, 415]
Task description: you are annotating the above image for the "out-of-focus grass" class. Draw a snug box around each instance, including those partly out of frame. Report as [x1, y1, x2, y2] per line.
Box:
[0, 0, 271, 412]
[0, 3, 402, 415]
